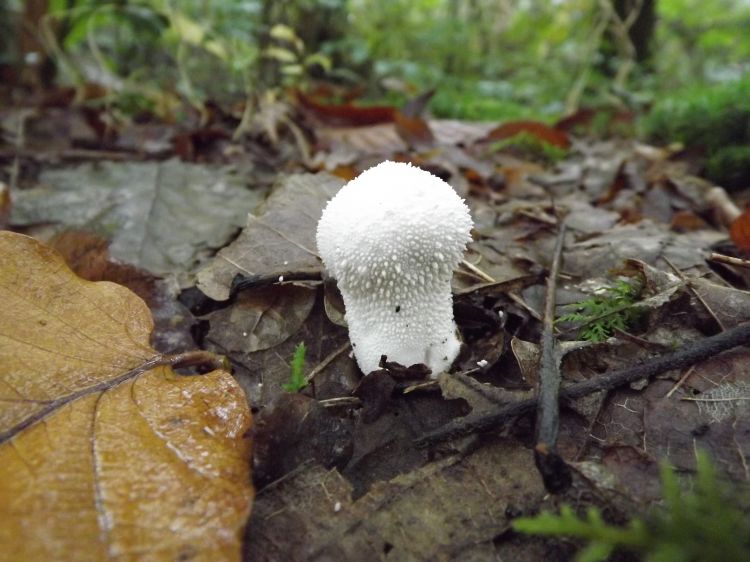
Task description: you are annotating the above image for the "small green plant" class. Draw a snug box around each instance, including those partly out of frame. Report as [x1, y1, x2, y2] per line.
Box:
[513, 451, 750, 562]
[282, 342, 308, 393]
[558, 278, 643, 342]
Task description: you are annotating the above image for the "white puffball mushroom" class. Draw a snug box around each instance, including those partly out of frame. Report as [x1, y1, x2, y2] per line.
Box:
[316, 161, 473, 377]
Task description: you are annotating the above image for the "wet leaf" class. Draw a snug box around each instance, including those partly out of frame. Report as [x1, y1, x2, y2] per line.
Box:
[10, 159, 266, 281]
[196, 173, 344, 301]
[0, 232, 253, 560]
[315, 120, 495, 158]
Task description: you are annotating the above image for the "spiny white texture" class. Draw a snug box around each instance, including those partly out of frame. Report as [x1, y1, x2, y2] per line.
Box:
[316, 161, 473, 376]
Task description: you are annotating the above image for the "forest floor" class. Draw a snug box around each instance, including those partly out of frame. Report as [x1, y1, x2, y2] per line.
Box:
[2, 89, 750, 561]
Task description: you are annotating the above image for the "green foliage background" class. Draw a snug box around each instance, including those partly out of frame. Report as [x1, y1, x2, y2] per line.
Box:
[4, 0, 749, 121]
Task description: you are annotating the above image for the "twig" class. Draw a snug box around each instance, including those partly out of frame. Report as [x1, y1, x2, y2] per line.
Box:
[705, 187, 741, 227]
[709, 252, 750, 270]
[508, 292, 544, 322]
[535, 222, 572, 493]
[318, 396, 362, 408]
[304, 341, 352, 385]
[664, 256, 726, 331]
[460, 259, 496, 283]
[665, 365, 696, 399]
[415, 321, 750, 448]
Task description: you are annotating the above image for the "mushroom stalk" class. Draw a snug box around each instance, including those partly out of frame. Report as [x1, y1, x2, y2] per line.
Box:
[316, 161, 473, 377]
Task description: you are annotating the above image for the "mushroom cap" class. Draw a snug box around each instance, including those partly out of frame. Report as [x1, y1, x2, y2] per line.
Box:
[316, 161, 473, 374]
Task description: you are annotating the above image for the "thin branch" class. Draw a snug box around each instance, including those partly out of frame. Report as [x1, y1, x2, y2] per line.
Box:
[663, 256, 726, 331]
[415, 321, 750, 448]
[534, 222, 571, 493]
[709, 253, 750, 270]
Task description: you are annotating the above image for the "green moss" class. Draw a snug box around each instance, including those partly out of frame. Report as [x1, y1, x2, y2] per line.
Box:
[643, 78, 750, 188]
[644, 78, 750, 149]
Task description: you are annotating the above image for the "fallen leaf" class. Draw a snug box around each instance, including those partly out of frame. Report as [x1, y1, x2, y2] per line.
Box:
[296, 90, 396, 126]
[196, 173, 344, 301]
[0, 180, 10, 229]
[253, 393, 353, 487]
[393, 111, 435, 149]
[670, 209, 710, 232]
[484, 120, 571, 150]
[48, 230, 197, 353]
[246, 440, 546, 560]
[204, 285, 317, 353]
[10, 159, 267, 281]
[315, 120, 495, 158]
[730, 208, 750, 250]
[0, 232, 253, 560]
[207, 298, 355, 409]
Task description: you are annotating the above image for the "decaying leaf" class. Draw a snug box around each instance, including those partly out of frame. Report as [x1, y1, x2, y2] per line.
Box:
[204, 285, 317, 353]
[196, 173, 344, 301]
[246, 440, 546, 560]
[10, 159, 266, 281]
[0, 232, 253, 561]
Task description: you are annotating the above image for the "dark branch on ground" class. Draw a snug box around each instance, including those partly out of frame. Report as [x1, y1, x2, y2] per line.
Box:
[534, 222, 572, 493]
[415, 321, 750, 448]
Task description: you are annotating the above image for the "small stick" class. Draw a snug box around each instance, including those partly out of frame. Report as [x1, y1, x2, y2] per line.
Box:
[460, 259, 496, 283]
[665, 365, 696, 399]
[705, 186, 741, 227]
[415, 321, 750, 448]
[709, 252, 750, 270]
[304, 342, 352, 385]
[534, 222, 572, 493]
[664, 256, 726, 331]
[318, 396, 362, 408]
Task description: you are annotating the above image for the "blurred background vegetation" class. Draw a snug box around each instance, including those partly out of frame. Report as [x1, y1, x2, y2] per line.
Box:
[1, 0, 749, 186]
[2, 0, 748, 119]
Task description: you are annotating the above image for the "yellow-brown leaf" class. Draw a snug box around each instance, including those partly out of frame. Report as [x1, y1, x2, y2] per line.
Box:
[0, 232, 253, 561]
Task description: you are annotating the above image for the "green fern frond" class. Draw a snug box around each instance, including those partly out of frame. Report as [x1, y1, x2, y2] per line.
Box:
[558, 278, 643, 342]
[513, 451, 750, 562]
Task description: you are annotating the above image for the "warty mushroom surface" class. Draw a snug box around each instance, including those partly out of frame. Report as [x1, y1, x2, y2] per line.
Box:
[316, 161, 473, 377]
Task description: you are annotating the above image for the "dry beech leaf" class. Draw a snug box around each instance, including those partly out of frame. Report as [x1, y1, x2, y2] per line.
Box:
[0, 232, 253, 561]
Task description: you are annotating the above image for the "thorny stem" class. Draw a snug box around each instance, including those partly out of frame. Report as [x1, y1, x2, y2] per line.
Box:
[415, 321, 750, 448]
